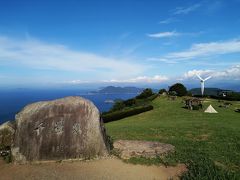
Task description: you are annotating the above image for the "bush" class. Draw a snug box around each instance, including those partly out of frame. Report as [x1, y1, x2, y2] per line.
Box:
[0, 145, 12, 163]
[102, 105, 154, 123]
[136, 88, 154, 99]
[3, 153, 12, 163]
[106, 134, 114, 150]
[110, 100, 125, 112]
[169, 83, 187, 97]
[123, 98, 136, 106]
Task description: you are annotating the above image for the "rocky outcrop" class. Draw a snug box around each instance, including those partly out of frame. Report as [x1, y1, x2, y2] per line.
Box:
[0, 121, 15, 148]
[113, 140, 174, 159]
[12, 96, 109, 163]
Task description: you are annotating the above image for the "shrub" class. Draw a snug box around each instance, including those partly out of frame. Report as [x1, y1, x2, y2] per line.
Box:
[123, 98, 136, 106]
[102, 105, 154, 123]
[110, 100, 125, 112]
[0, 145, 12, 163]
[3, 153, 12, 163]
[106, 134, 114, 150]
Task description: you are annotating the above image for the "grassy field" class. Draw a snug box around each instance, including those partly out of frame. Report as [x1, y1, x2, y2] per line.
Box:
[105, 96, 240, 179]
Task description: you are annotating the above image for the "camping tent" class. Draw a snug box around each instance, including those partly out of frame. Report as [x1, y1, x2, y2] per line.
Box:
[204, 105, 218, 113]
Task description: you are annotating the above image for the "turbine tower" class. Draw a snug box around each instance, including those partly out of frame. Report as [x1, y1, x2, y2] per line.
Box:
[196, 74, 211, 96]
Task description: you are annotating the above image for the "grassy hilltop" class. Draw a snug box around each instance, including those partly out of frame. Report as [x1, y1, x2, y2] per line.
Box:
[106, 96, 240, 179]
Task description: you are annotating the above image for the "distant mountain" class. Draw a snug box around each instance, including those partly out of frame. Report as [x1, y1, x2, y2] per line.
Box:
[189, 88, 224, 96]
[96, 86, 144, 94]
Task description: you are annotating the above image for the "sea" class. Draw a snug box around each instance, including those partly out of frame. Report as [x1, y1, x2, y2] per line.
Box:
[0, 89, 138, 124]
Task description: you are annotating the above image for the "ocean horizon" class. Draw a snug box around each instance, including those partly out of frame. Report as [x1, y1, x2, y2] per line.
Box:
[0, 88, 137, 124]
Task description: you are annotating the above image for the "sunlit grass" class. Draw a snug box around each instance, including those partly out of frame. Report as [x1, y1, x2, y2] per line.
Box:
[106, 96, 240, 179]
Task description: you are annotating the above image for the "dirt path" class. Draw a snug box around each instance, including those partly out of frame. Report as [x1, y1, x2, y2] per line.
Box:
[0, 158, 186, 180]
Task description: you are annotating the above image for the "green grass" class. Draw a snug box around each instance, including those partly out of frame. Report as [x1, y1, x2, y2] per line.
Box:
[105, 96, 240, 179]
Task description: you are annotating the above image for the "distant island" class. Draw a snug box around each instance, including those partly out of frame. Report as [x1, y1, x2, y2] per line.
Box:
[93, 86, 144, 94]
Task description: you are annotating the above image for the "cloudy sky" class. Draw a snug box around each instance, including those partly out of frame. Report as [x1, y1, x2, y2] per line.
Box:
[0, 0, 240, 88]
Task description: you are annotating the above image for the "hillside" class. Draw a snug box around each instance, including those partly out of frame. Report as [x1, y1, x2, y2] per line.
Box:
[105, 96, 240, 179]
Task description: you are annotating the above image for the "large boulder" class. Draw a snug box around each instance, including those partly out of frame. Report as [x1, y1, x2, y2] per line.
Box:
[12, 96, 109, 163]
[0, 121, 15, 148]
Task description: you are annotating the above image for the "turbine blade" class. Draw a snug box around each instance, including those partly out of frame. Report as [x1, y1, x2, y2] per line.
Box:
[204, 76, 212, 81]
[196, 74, 203, 81]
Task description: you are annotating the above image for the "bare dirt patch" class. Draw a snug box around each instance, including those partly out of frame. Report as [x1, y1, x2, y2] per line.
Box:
[113, 140, 175, 159]
[0, 158, 186, 180]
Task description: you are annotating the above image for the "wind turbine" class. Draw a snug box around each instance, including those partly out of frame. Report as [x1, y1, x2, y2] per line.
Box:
[196, 74, 211, 96]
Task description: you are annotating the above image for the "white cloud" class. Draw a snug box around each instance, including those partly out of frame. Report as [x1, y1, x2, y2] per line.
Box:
[184, 69, 213, 79]
[183, 65, 240, 80]
[147, 57, 177, 64]
[0, 36, 146, 80]
[162, 39, 240, 62]
[159, 18, 177, 24]
[67, 65, 240, 84]
[213, 65, 240, 79]
[173, 3, 201, 15]
[147, 31, 179, 38]
[102, 75, 169, 83]
[64, 80, 91, 84]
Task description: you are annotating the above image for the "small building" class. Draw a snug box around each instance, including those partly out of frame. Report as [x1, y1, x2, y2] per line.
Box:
[184, 98, 203, 110]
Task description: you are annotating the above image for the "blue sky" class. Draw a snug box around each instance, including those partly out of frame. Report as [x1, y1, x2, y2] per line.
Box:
[0, 0, 240, 88]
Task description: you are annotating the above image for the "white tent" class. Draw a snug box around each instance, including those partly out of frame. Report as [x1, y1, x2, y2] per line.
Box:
[204, 105, 218, 113]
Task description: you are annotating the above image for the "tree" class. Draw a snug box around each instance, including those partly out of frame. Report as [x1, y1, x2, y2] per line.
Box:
[169, 83, 187, 97]
[136, 88, 154, 99]
[158, 88, 167, 94]
[110, 100, 125, 111]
